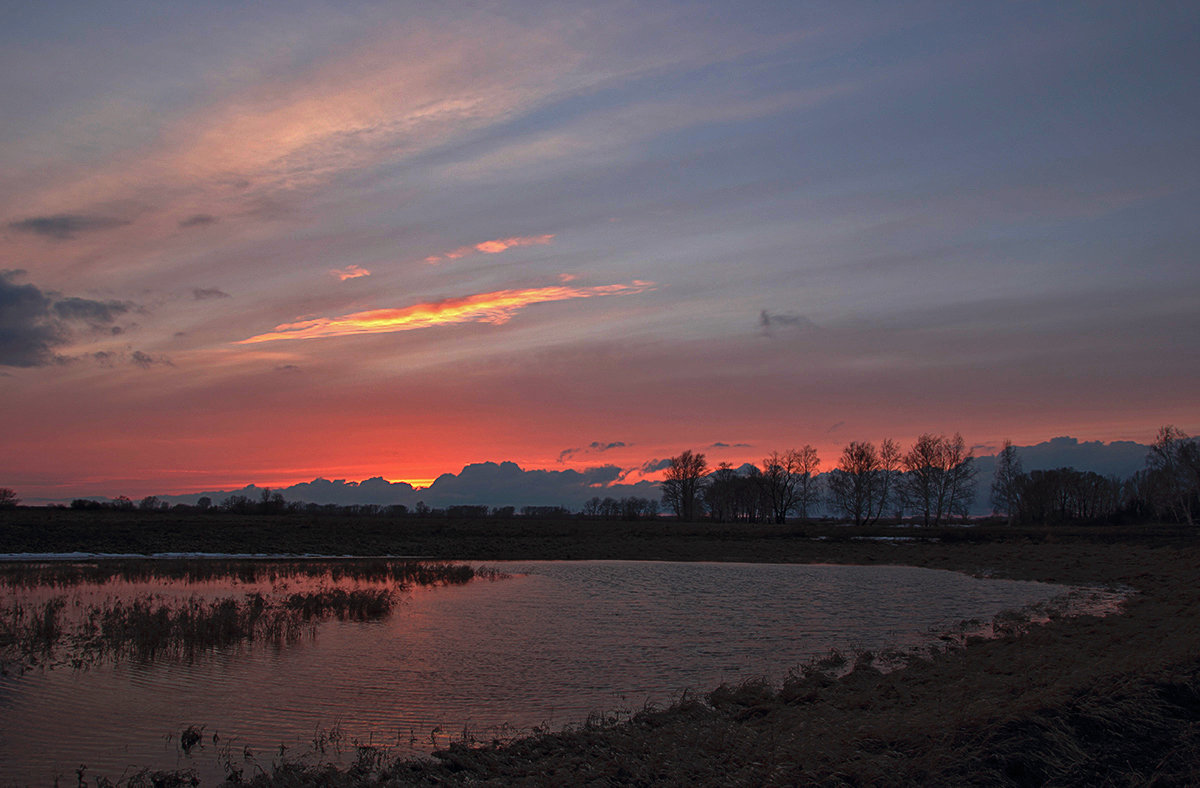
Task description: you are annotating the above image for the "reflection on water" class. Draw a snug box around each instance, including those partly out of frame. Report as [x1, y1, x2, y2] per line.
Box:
[0, 560, 491, 672]
[0, 559, 1120, 784]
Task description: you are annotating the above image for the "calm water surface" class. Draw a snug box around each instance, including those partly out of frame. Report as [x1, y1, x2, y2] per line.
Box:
[0, 560, 1115, 784]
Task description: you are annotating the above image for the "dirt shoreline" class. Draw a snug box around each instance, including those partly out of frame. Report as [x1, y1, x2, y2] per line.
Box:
[3, 512, 1199, 785]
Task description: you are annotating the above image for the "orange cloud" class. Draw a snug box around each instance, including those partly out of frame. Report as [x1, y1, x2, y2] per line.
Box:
[476, 234, 554, 253]
[425, 233, 554, 263]
[238, 280, 655, 344]
[330, 264, 371, 280]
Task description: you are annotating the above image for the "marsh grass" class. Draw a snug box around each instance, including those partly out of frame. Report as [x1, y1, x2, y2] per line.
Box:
[0, 559, 503, 672]
[3, 526, 1193, 786]
[0, 558, 501, 589]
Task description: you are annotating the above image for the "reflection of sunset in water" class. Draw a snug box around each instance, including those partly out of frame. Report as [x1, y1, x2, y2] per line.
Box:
[0, 559, 1121, 784]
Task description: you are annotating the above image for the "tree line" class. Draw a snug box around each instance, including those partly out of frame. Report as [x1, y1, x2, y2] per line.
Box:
[661, 425, 1200, 525]
[4, 426, 1197, 525]
[60, 489, 574, 520]
[663, 433, 978, 525]
[990, 426, 1200, 525]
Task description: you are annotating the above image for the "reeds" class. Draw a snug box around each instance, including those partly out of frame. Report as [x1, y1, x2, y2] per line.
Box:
[1, 588, 400, 670]
[0, 559, 505, 672]
[0, 558, 503, 589]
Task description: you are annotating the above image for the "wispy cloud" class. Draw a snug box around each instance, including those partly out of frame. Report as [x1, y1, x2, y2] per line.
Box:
[759, 310, 818, 337]
[425, 234, 555, 264]
[238, 280, 655, 344]
[8, 213, 130, 240]
[558, 440, 628, 463]
[330, 264, 371, 281]
[131, 350, 172, 369]
[192, 287, 230, 300]
[178, 214, 217, 228]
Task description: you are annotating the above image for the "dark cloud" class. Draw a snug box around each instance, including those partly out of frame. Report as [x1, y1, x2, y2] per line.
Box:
[192, 287, 231, 300]
[827, 421, 845, 433]
[179, 214, 217, 228]
[52, 296, 130, 327]
[160, 462, 659, 509]
[559, 440, 628, 462]
[8, 213, 130, 240]
[708, 441, 750, 449]
[0, 270, 62, 366]
[0, 271, 143, 367]
[131, 350, 172, 369]
[990, 437, 1149, 480]
[759, 310, 818, 337]
[276, 364, 301, 372]
[640, 458, 672, 474]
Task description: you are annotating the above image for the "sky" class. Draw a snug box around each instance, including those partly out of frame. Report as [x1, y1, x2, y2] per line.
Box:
[2, 1, 1198, 503]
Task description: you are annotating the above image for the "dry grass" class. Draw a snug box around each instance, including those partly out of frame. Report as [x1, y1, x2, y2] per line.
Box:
[0, 559, 501, 673]
[0, 558, 494, 589]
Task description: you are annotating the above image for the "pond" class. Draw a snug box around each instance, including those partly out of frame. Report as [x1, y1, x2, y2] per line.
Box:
[0, 558, 1120, 784]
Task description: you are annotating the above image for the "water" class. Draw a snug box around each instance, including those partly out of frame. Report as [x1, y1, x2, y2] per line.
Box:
[0, 560, 1117, 784]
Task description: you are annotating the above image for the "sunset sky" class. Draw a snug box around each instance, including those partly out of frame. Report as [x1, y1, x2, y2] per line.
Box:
[2, 2, 1197, 501]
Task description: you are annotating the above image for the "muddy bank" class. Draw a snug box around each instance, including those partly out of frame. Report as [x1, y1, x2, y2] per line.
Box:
[217, 537, 1198, 787]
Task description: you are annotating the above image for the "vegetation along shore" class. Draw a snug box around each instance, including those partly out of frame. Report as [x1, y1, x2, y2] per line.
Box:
[1, 510, 1198, 785]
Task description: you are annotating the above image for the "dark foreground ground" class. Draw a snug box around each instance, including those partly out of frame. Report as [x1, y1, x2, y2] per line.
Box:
[3, 510, 1200, 786]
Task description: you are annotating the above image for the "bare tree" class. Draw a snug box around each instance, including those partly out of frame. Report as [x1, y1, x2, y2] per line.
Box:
[0, 488, 19, 509]
[990, 439, 1023, 524]
[825, 442, 880, 526]
[661, 449, 709, 521]
[943, 434, 978, 521]
[794, 445, 822, 521]
[902, 433, 977, 526]
[869, 439, 901, 525]
[761, 450, 807, 524]
[1147, 425, 1200, 525]
[704, 463, 740, 523]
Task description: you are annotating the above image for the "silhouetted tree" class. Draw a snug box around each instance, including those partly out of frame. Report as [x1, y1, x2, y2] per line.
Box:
[220, 494, 255, 514]
[0, 488, 18, 509]
[519, 505, 571, 518]
[826, 442, 881, 526]
[990, 440, 1023, 524]
[794, 445, 822, 521]
[1146, 425, 1200, 525]
[1012, 468, 1122, 524]
[901, 433, 976, 526]
[196, 496, 213, 512]
[661, 449, 708, 521]
[703, 463, 740, 522]
[762, 450, 813, 524]
[869, 439, 901, 525]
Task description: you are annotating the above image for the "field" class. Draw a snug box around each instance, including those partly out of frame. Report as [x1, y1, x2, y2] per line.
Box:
[2, 509, 1199, 786]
